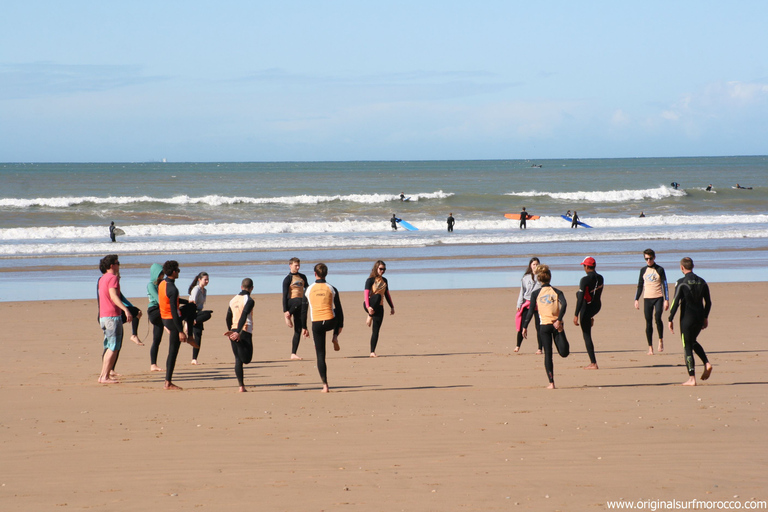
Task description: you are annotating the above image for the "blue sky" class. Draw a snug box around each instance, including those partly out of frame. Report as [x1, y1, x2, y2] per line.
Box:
[1, 1, 766, 162]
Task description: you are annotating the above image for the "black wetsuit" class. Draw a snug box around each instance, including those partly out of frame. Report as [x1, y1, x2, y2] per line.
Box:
[635, 263, 669, 346]
[668, 272, 711, 377]
[523, 286, 569, 384]
[574, 271, 604, 365]
[282, 272, 309, 355]
[304, 279, 344, 385]
[571, 213, 579, 228]
[519, 211, 528, 229]
[226, 291, 255, 387]
[363, 276, 394, 353]
[109, 224, 116, 242]
[391, 216, 399, 231]
[447, 215, 455, 232]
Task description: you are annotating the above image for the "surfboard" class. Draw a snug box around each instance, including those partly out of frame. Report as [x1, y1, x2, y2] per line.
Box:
[561, 215, 592, 229]
[396, 219, 418, 231]
[505, 213, 540, 220]
[113, 227, 126, 236]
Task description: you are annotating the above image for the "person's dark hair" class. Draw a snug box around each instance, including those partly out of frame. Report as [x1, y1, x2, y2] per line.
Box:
[101, 254, 119, 273]
[535, 264, 551, 284]
[680, 257, 694, 270]
[289, 257, 300, 265]
[523, 257, 540, 276]
[643, 248, 656, 259]
[189, 272, 209, 294]
[241, 278, 253, 289]
[314, 263, 328, 279]
[369, 260, 387, 279]
[162, 260, 179, 276]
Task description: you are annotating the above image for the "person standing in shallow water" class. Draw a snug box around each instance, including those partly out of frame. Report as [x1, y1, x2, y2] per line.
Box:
[447, 213, 455, 232]
[519, 207, 529, 229]
[363, 260, 395, 358]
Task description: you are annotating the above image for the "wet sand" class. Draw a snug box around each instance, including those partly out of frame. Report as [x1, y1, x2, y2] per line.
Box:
[1, 283, 766, 510]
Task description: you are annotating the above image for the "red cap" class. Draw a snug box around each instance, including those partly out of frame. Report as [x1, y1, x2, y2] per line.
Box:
[581, 256, 596, 267]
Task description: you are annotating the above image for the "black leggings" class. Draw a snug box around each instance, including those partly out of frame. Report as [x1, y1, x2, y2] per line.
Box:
[126, 306, 141, 336]
[230, 331, 254, 387]
[162, 319, 182, 383]
[644, 297, 665, 345]
[364, 295, 385, 353]
[538, 324, 570, 383]
[287, 298, 305, 355]
[579, 304, 601, 364]
[517, 308, 541, 349]
[147, 306, 164, 365]
[681, 319, 709, 377]
[191, 310, 212, 360]
[312, 319, 339, 384]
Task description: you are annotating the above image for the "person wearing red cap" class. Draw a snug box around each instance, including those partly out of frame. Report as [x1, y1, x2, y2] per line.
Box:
[573, 256, 604, 370]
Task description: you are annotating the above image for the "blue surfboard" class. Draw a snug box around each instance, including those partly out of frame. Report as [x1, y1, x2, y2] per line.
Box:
[561, 215, 592, 229]
[396, 219, 419, 231]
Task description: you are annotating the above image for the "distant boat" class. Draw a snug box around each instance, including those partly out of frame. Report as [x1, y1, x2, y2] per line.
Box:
[530, 164, 543, 168]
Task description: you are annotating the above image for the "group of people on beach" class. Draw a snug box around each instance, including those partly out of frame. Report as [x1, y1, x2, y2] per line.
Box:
[96, 256, 395, 393]
[514, 249, 713, 388]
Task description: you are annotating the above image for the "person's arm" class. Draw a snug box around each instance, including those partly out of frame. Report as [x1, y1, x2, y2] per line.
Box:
[282, 275, 291, 312]
[109, 287, 132, 322]
[658, 266, 670, 308]
[556, 288, 567, 322]
[521, 289, 539, 329]
[333, 286, 344, 330]
[364, 277, 374, 311]
[702, 282, 711, 328]
[574, 276, 587, 318]
[120, 293, 134, 309]
[517, 276, 527, 310]
[384, 289, 394, 312]
[634, 267, 645, 307]
[226, 306, 233, 330]
[668, 282, 683, 323]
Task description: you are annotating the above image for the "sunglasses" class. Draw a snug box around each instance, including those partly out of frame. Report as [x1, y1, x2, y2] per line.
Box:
[378, 267, 386, 271]
[644, 257, 654, 261]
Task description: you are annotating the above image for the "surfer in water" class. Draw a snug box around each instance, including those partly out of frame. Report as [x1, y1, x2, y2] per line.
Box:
[400, 192, 405, 201]
[571, 211, 580, 229]
[390, 214, 398, 231]
[519, 207, 530, 229]
[447, 213, 455, 232]
[109, 221, 116, 242]
[705, 184, 713, 192]
[671, 182, 680, 190]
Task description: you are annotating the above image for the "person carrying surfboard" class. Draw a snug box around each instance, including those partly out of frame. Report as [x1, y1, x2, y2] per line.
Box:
[390, 214, 399, 231]
[109, 221, 116, 242]
[519, 207, 530, 229]
[571, 211, 580, 229]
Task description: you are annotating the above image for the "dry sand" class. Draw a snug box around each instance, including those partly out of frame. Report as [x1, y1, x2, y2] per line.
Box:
[1, 283, 766, 511]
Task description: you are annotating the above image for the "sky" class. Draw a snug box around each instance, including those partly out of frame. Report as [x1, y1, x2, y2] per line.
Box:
[1, 1, 767, 162]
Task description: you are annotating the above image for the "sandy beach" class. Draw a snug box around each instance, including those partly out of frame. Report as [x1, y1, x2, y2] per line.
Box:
[1, 283, 766, 511]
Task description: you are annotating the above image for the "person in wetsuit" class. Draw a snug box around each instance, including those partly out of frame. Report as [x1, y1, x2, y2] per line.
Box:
[391, 214, 399, 231]
[363, 260, 395, 357]
[519, 207, 529, 229]
[522, 265, 569, 389]
[225, 278, 256, 392]
[447, 213, 455, 232]
[573, 256, 604, 370]
[634, 248, 669, 355]
[109, 221, 116, 242]
[571, 211, 580, 228]
[515, 257, 542, 354]
[282, 257, 309, 360]
[188, 271, 213, 365]
[146, 263, 166, 372]
[158, 260, 198, 390]
[668, 258, 713, 386]
[304, 263, 344, 393]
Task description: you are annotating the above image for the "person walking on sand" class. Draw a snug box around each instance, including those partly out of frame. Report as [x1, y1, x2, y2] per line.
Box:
[363, 260, 395, 357]
[519, 207, 530, 229]
[634, 248, 669, 355]
[146, 263, 166, 372]
[97, 254, 132, 384]
[522, 265, 569, 389]
[515, 257, 542, 354]
[282, 257, 309, 360]
[668, 258, 713, 386]
[188, 272, 213, 365]
[225, 278, 256, 392]
[447, 213, 455, 232]
[304, 263, 344, 392]
[573, 257, 604, 370]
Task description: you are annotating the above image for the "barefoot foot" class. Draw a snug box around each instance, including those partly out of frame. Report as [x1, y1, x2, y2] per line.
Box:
[546, 382, 555, 389]
[647, 347, 654, 355]
[658, 339, 664, 353]
[332, 337, 340, 351]
[535, 349, 542, 355]
[290, 354, 303, 360]
[239, 386, 248, 393]
[682, 377, 697, 386]
[98, 377, 120, 384]
[150, 364, 164, 372]
[514, 346, 520, 353]
[191, 359, 198, 365]
[285, 316, 293, 328]
[701, 363, 712, 380]
[365, 316, 373, 328]
[164, 381, 183, 390]
[584, 363, 599, 370]
[321, 384, 330, 393]
[370, 352, 377, 358]
[130, 335, 144, 346]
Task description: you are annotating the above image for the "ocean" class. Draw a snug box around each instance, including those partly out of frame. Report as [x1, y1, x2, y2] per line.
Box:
[1, 156, 767, 301]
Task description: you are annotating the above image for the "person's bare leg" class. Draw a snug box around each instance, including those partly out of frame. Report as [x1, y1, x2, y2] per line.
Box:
[584, 363, 599, 370]
[150, 364, 163, 372]
[164, 380, 182, 390]
[658, 339, 664, 353]
[701, 363, 713, 380]
[99, 350, 119, 383]
[682, 376, 697, 386]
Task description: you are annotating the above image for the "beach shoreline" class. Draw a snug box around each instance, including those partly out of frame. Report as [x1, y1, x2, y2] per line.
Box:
[1, 283, 766, 510]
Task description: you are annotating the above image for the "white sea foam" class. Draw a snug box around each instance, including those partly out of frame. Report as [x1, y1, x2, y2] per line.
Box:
[0, 190, 453, 209]
[505, 185, 685, 202]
